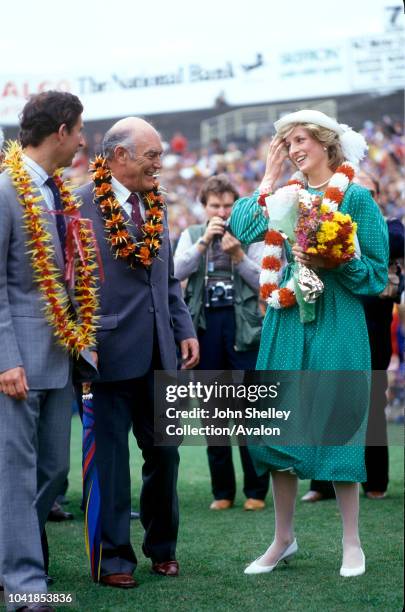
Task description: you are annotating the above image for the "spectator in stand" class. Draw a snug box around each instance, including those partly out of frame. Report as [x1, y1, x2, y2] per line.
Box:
[170, 131, 188, 155]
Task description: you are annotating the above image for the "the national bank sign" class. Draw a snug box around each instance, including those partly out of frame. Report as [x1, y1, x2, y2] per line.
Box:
[1, 32, 403, 126]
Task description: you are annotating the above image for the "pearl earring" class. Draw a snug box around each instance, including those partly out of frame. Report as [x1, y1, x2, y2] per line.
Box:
[323, 147, 327, 151]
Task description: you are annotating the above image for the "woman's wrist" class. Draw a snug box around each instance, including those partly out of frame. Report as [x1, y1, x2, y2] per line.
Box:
[259, 176, 276, 193]
[258, 180, 274, 207]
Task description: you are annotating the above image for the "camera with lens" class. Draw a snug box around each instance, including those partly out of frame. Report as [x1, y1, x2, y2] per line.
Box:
[205, 281, 234, 308]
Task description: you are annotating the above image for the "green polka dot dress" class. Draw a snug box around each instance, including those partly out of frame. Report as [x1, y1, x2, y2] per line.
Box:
[230, 183, 389, 481]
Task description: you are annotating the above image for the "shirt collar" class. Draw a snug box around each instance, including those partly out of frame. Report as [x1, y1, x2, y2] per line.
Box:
[111, 175, 132, 207]
[22, 154, 49, 187]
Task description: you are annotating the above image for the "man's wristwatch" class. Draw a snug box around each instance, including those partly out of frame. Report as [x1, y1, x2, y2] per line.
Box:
[197, 238, 208, 248]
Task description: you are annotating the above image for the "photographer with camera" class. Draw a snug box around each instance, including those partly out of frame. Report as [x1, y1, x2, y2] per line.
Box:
[174, 174, 269, 511]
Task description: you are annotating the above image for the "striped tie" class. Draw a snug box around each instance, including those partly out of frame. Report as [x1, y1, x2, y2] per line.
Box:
[127, 192, 143, 240]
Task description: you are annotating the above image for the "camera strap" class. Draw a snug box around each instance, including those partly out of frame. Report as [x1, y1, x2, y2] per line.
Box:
[204, 243, 234, 307]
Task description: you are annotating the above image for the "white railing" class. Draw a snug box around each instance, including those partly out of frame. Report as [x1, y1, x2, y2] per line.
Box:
[200, 99, 338, 146]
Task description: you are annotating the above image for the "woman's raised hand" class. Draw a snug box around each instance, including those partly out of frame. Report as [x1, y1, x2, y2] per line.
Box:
[259, 136, 289, 194]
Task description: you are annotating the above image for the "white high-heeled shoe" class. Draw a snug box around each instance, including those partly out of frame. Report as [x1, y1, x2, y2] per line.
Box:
[244, 539, 298, 575]
[340, 548, 365, 577]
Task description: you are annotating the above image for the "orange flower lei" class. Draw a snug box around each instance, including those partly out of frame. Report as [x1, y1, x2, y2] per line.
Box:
[259, 162, 355, 309]
[3, 142, 99, 355]
[90, 156, 165, 268]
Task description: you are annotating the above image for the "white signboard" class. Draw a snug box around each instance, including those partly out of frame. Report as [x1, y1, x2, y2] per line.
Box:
[349, 32, 405, 90]
[0, 30, 403, 126]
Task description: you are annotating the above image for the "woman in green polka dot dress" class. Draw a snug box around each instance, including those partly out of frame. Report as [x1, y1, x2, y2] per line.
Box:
[230, 110, 388, 578]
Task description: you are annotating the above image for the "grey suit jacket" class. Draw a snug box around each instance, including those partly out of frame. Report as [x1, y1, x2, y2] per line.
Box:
[0, 170, 71, 389]
[77, 182, 196, 382]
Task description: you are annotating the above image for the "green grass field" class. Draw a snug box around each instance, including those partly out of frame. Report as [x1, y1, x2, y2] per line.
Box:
[47, 418, 404, 612]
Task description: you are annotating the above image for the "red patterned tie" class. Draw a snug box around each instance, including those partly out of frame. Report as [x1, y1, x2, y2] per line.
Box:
[127, 193, 143, 238]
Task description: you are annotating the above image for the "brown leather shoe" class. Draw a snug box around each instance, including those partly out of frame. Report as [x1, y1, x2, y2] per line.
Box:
[100, 573, 138, 588]
[300, 490, 324, 502]
[151, 560, 179, 577]
[209, 499, 233, 510]
[244, 498, 266, 511]
[365, 491, 387, 500]
[47, 502, 74, 522]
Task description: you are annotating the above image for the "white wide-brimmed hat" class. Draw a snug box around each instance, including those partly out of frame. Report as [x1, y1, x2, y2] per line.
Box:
[274, 109, 367, 167]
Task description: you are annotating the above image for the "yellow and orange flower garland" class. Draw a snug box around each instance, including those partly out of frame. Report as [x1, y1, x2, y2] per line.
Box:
[90, 155, 165, 268]
[259, 162, 355, 309]
[3, 142, 99, 355]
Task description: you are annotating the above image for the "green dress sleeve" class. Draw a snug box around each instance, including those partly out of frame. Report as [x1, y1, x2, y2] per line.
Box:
[230, 190, 268, 245]
[330, 184, 389, 295]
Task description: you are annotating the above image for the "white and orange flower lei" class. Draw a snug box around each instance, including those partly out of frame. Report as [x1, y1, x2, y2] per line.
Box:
[258, 161, 355, 309]
[3, 142, 99, 355]
[90, 155, 166, 268]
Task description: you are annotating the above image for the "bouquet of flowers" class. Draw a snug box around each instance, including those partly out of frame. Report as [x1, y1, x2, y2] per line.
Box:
[295, 193, 357, 264]
[260, 162, 358, 322]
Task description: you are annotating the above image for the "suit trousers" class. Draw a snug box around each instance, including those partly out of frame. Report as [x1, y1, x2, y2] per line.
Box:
[197, 307, 270, 501]
[93, 365, 180, 576]
[0, 384, 72, 610]
[363, 371, 389, 492]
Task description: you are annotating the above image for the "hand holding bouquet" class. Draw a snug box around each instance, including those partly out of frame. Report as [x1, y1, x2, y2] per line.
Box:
[295, 193, 357, 265]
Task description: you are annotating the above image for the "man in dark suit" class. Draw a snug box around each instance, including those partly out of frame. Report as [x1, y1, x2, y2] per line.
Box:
[0, 91, 96, 612]
[77, 117, 199, 588]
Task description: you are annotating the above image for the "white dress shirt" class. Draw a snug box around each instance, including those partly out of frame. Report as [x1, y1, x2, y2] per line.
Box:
[23, 154, 55, 211]
[111, 176, 145, 220]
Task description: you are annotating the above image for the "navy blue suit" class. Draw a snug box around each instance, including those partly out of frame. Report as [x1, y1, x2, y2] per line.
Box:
[77, 183, 195, 574]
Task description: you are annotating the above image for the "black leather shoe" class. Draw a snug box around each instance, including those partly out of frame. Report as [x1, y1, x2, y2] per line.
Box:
[47, 502, 74, 522]
[151, 560, 179, 576]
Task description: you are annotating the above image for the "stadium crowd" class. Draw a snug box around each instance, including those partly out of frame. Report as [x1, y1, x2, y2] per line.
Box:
[64, 117, 404, 242]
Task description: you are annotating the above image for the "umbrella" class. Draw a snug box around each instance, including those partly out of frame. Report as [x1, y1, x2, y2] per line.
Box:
[82, 385, 102, 581]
